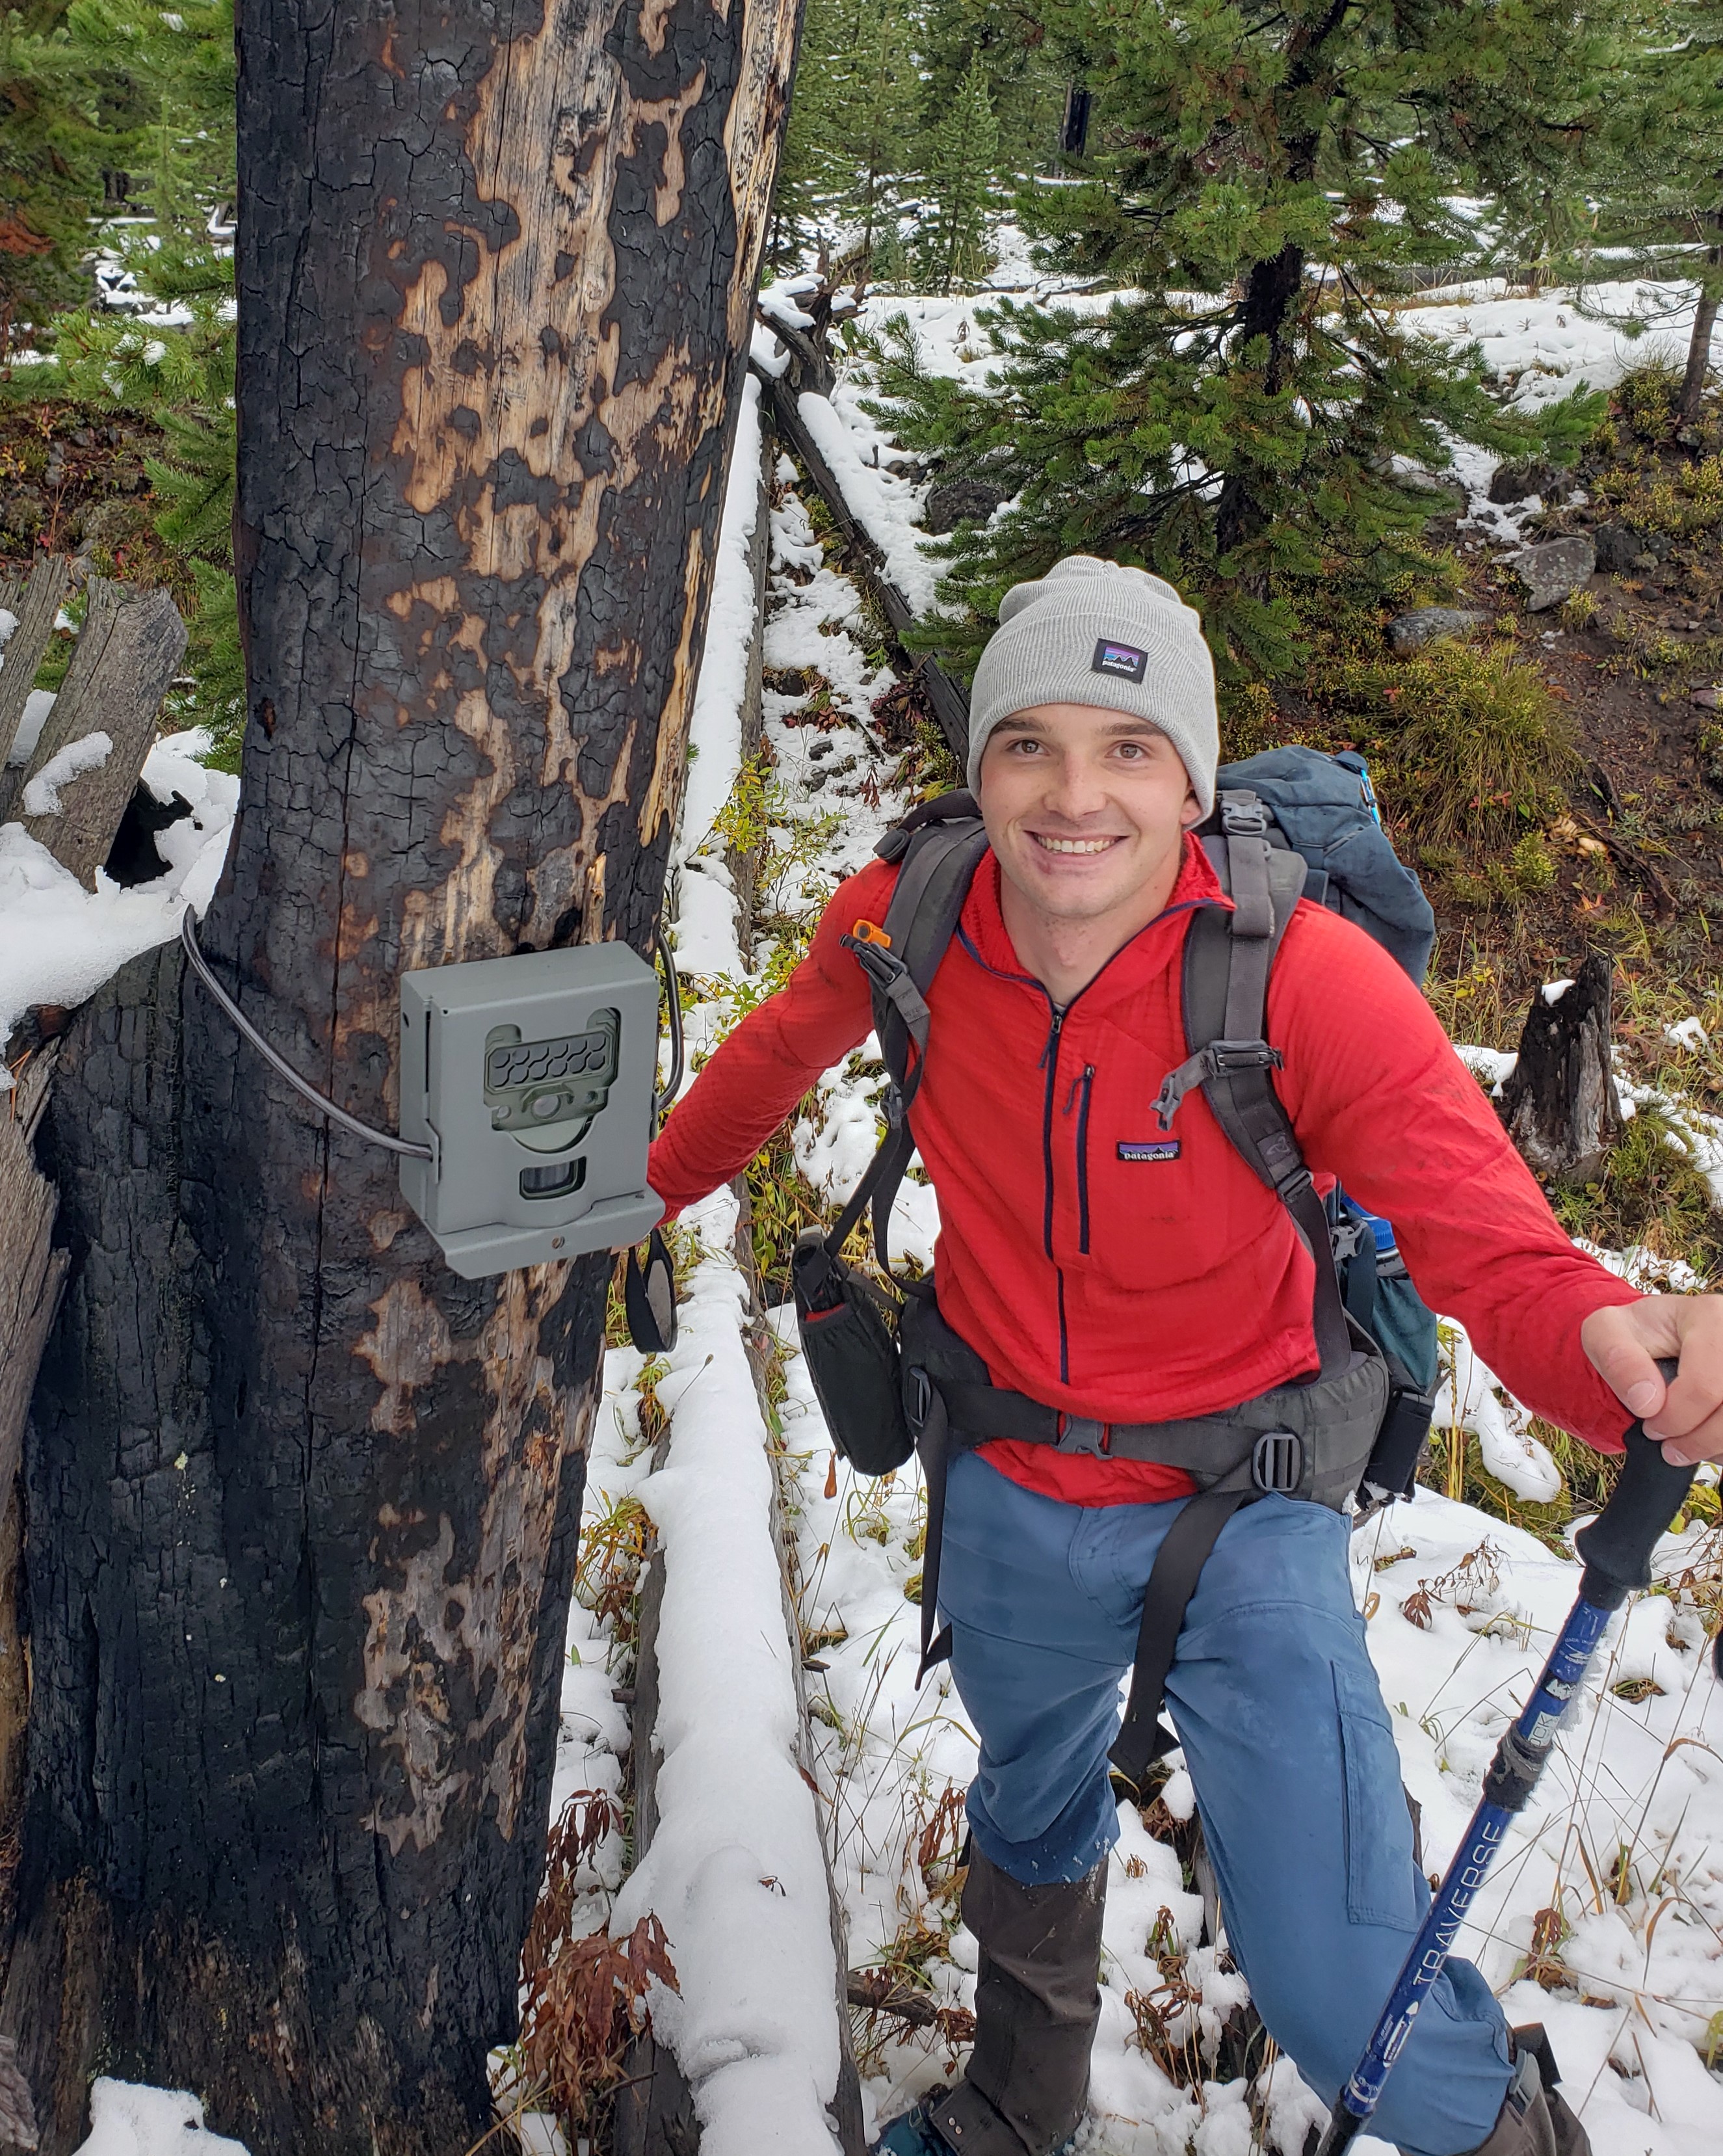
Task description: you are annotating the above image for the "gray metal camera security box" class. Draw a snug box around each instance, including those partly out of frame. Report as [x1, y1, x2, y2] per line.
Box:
[397, 944, 664, 1278]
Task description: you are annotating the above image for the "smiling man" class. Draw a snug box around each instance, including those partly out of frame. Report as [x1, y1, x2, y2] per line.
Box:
[646, 555, 1723, 2156]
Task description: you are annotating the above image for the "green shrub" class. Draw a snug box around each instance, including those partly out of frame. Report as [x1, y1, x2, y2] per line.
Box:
[1378, 641, 1576, 854]
[1511, 831, 1556, 892]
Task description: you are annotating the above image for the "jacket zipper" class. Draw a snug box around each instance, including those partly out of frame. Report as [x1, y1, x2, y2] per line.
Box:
[1038, 1007, 1064, 1260]
[1073, 1066, 1095, 1254]
[1039, 1007, 1072, 1380]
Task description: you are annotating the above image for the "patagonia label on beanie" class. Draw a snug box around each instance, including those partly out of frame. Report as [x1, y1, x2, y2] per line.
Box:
[1092, 638, 1148, 683]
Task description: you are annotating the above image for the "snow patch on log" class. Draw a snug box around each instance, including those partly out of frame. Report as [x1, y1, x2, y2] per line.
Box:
[0, 728, 235, 1076]
[72, 2077, 250, 2155]
[20, 730, 112, 816]
[610, 1186, 845, 2156]
[674, 374, 766, 981]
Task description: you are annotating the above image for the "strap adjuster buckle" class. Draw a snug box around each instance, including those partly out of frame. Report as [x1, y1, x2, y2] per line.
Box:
[1057, 1414, 1112, 1456]
[1252, 1430, 1303, 1493]
[907, 1365, 932, 1433]
[1208, 1039, 1283, 1076]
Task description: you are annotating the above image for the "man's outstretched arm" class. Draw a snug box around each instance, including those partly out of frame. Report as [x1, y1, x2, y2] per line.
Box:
[1269, 904, 1723, 1459]
[648, 859, 893, 1216]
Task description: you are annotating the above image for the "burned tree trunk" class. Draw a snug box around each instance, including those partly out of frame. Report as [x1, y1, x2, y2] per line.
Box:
[1499, 952, 1623, 1186]
[2, 2, 802, 2151]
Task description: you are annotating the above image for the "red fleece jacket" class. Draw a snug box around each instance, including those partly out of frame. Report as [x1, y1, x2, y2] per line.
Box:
[649, 834, 1642, 1504]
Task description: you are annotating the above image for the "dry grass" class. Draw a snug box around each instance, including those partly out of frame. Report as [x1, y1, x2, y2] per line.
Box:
[514, 1790, 677, 2138]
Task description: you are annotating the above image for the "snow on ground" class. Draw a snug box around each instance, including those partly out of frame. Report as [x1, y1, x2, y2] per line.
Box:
[1, 728, 236, 1078]
[601, 345, 1723, 2153]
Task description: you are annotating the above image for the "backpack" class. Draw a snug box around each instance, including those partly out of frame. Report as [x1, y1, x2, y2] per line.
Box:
[790, 747, 1440, 1471]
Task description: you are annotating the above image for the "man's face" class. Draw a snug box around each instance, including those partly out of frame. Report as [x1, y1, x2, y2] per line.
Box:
[977, 702, 1203, 925]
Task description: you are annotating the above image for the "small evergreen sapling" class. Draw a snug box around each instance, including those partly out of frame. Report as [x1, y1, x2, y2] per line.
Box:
[915, 50, 1001, 294]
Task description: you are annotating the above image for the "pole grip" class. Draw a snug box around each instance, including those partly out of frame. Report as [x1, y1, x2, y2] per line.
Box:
[1573, 1361, 1694, 1610]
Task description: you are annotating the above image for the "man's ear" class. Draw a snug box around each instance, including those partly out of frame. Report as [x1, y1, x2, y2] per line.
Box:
[1179, 789, 1205, 831]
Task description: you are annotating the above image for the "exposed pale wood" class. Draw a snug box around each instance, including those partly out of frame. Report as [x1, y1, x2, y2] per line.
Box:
[0, 558, 72, 812]
[18, 581, 187, 887]
[1499, 952, 1623, 1186]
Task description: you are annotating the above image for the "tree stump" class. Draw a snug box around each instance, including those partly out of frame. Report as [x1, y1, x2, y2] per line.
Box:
[1499, 952, 1623, 1185]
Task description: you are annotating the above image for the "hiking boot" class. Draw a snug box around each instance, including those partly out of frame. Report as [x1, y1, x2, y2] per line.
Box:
[1459, 2027, 1590, 2156]
[871, 2093, 1078, 2156]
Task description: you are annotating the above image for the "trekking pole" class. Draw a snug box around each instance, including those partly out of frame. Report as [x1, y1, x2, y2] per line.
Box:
[1316, 1370, 1694, 2156]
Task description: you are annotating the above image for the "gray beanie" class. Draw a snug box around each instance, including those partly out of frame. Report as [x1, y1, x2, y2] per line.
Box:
[966, 556, 1219, 813]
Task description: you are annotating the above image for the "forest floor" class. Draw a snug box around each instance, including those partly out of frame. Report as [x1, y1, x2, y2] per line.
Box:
[537, 297, 1723, 2156]
[7, 274, 1723, 2155]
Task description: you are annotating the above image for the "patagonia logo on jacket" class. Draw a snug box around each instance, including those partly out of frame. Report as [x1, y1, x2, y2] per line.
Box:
[1118, 1139, 1181, 1163]
[1092, 637, 1148, 682]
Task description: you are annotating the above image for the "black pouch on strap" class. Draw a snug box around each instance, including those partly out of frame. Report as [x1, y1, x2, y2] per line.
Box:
[791, 1229, 914, 1476]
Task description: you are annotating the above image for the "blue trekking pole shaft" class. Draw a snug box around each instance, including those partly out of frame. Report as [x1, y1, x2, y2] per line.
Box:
[1317, 1390, 1694, 2156]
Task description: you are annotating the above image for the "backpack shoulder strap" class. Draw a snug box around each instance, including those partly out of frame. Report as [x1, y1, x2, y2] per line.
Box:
[1155, 792, 1352, 1374]
[826, 798, 988, 1270]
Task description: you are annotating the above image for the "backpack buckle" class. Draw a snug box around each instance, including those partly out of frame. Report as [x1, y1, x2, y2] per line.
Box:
[1252, 1430, 1303, 1493]
[1218, 793, 1270, 836]
[1057, 1414, 1112, 1456]
[1330, 1212, 1369, 1264]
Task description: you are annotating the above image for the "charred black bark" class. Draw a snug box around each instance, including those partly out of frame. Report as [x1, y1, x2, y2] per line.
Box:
[3, 1, 802, 2149]
[1499, 952, 1624, 1187]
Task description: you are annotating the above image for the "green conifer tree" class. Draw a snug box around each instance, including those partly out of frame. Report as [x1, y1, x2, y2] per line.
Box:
[915, 48, 1001, 293]
[6, 0, 241, 747]
[1586, 0, 1723, 423]
[867, 0, 1611, 676]
[915, 0, 1065, 180]
[775, 0, 922, 275]
[0, 1, 114, 338]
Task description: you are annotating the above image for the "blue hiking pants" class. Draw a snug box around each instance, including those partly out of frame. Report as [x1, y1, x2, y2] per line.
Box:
[940, 1451, 1514, 2156]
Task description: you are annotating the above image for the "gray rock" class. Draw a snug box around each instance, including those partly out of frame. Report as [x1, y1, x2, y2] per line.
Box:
[924, 477, 1006, 534]
[1593, 523, 1646, 573]
[1387, 606, 1490, 655]
[1488, 458, 1563, 505]
[1516, 535, 1596, 612]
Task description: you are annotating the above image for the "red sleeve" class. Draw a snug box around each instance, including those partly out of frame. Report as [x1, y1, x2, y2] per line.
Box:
[1267, 905, 1643, 1453]
[647, 859, 895, 1217]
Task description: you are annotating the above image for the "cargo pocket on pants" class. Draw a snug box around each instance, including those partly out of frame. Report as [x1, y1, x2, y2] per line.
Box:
[1334, 1663, 1420, 1930]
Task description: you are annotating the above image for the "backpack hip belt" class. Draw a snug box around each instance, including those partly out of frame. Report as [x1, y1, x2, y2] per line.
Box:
[899, 1285, 1392, 1787]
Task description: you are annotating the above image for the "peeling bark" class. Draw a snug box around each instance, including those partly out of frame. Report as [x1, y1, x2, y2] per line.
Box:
[3, 2, 802, 2150]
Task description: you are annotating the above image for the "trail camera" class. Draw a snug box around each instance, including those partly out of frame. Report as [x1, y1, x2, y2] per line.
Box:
[398, 944, 664, 1277]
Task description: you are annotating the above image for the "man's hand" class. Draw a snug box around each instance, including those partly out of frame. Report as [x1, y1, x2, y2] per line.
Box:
[1581, 1296, 1723, 1465]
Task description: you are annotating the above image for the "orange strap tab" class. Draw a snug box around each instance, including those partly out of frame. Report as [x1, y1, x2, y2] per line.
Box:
[852, 919, 893, 950]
